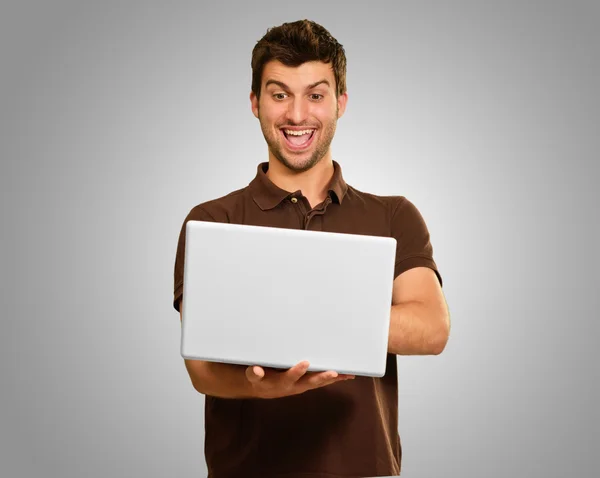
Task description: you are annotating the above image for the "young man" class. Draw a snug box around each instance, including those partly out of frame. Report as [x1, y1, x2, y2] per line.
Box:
[173, 19, 450, 478]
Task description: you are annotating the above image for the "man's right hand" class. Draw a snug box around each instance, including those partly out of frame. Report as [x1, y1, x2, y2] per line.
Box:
[245, 361, 355, 399]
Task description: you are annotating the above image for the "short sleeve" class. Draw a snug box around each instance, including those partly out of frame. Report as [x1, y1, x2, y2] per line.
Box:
[391, 197, 443, 287]
[172, 206, 217, 313]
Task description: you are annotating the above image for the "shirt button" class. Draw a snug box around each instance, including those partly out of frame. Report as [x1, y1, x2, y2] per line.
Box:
[290, 197, 298, 203]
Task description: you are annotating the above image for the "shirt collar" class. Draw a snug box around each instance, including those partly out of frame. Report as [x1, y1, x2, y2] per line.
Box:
[249, 160, 348, 211]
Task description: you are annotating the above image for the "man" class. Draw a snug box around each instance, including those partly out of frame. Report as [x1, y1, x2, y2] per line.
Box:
[173, 19, 450, 478]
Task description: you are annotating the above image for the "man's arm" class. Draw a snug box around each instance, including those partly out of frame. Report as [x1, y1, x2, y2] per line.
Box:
[179, 310, 353, 398]
[387, 267, 450, 355]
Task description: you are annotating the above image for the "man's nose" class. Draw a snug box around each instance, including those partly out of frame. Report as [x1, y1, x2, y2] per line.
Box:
[286, 98, 309, 124]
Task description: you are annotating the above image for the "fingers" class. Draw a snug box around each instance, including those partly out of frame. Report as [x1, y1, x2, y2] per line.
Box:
[285, 362, 356, 386]
[301, 371, 341, 387]
[246, 361, 356, 398]
[280, 361, 311, 386]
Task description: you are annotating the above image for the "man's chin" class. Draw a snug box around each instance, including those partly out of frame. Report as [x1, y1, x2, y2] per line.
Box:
[275, 153, 321, 173]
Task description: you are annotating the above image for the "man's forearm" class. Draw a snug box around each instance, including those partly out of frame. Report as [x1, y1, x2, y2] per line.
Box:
[387, 301, 450, 355]
[184, 359, 258, 399]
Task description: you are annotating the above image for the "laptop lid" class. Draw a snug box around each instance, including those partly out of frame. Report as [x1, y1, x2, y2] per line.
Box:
[180, 220, 397, 377]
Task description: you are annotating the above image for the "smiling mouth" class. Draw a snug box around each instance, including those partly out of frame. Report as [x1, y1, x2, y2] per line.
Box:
[280, 128, 316, 150]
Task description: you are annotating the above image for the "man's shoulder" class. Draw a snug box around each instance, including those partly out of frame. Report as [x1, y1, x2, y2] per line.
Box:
[183, 186, 250, 223]
[346, 184, 407, 212]
[345, 185, 429, 231]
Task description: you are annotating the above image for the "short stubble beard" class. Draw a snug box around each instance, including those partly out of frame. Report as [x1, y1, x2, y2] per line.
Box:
[258, 103, 339, 173]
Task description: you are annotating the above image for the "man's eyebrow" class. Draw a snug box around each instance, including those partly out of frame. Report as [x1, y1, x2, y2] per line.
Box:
[264, 79, 331, 91]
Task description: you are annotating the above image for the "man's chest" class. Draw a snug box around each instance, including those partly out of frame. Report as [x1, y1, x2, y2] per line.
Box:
[230, 200, 392, 239]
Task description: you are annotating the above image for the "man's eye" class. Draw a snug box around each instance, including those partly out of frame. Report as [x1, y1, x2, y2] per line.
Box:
[310, 94, 323, 100]
[273, 93, 287, 100]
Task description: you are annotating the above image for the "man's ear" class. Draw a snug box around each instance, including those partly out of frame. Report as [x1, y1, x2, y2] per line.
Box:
[337, 92, 348, 119]
[250, 91, 259, 118]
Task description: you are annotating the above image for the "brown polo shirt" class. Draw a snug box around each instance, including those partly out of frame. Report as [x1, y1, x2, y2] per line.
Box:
[173, 160, 443, 478]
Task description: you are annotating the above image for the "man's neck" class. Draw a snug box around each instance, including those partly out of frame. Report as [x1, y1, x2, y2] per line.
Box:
[266, 155, 335, 208]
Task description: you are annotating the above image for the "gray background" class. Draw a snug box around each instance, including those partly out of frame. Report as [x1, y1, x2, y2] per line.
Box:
[1, 1, 598, 477]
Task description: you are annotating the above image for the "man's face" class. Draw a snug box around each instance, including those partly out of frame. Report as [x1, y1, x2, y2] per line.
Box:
[250, 60, 347, 172]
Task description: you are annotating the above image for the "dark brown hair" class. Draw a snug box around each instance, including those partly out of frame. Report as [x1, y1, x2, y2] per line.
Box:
[251, 19, 347, 100]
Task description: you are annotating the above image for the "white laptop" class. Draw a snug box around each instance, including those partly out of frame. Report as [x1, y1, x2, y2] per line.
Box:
[180, 220, 397, 377]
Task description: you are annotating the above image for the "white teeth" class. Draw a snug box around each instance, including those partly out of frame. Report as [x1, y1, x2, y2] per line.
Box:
[284, 129, 314, 136]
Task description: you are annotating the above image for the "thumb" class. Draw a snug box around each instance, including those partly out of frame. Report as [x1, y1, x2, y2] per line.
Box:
[245, 365, 265, 383]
